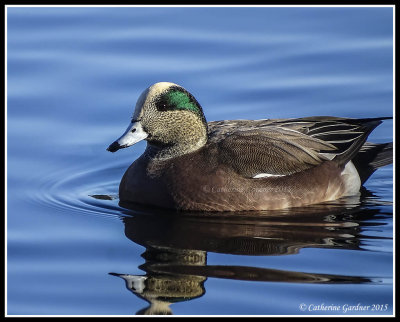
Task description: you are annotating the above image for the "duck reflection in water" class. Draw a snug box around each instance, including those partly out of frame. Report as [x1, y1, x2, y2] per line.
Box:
[104, 191, 390, 315]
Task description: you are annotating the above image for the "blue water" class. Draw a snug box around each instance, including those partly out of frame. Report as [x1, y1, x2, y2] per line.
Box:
[6, 6, 393, 316]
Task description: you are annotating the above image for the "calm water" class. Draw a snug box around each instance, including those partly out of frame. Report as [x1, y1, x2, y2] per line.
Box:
[6, 6, 394, 316]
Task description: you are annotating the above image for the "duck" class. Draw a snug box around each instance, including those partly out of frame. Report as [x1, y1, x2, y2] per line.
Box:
[107, 82, 392, 211]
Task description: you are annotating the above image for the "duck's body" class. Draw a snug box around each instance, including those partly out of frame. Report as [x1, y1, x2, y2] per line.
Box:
[108, 82, 392, 211]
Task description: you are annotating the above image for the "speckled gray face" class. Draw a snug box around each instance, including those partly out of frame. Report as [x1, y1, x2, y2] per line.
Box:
[108, 82, 208, 156]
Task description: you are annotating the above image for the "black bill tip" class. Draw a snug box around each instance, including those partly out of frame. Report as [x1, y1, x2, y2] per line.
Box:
[107, 141, 122, 153]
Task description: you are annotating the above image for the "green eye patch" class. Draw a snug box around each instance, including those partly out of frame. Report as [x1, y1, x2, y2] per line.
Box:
[156, 86, 205, 119]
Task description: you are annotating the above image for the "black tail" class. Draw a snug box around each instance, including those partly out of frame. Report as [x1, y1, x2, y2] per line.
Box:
[332, 117, 391, 168]
[352, 142, 393, 184]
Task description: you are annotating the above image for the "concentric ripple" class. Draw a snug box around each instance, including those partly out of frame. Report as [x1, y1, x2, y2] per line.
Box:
[28, 160, 129, 219]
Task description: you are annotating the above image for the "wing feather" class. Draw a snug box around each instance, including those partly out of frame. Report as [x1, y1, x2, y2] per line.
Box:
[217, 127, 335, 177]
[207, 116, 391, 178]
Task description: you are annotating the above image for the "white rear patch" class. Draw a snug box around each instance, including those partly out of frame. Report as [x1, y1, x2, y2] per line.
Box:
[341, 161, 361, 196]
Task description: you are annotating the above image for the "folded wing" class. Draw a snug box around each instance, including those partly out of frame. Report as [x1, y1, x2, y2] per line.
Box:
[208, 117, 390, 178]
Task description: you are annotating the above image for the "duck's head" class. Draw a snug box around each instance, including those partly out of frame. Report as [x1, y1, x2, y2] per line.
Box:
[107, 82, 208, 157]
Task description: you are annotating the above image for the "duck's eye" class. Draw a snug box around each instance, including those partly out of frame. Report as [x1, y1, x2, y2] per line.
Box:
[156, 97, 171, 111]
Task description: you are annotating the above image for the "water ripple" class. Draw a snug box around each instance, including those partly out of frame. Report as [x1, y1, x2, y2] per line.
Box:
[27, 161, 127, 219]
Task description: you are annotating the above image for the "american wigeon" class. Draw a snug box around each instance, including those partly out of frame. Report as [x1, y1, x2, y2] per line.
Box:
[107, 82, 392, 211]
